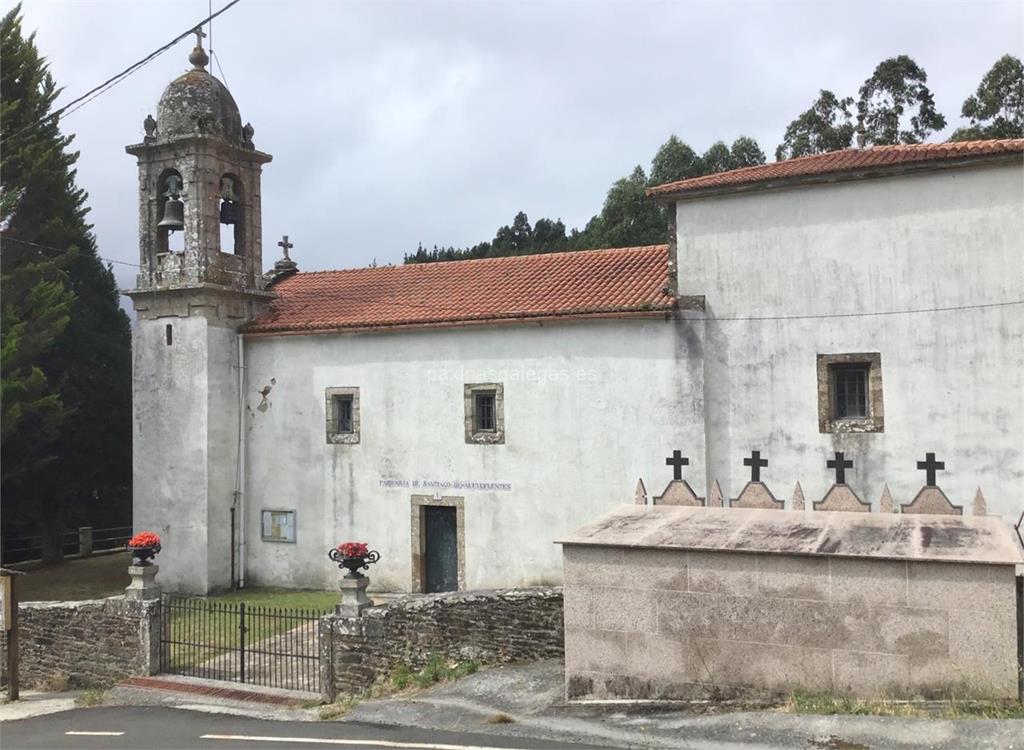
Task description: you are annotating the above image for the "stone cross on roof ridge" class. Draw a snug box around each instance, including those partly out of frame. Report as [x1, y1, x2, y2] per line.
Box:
[278, 235, 294, 260]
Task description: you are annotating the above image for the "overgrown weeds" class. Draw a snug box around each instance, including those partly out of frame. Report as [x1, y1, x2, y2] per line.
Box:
[787, 689, 1024, 719]
[319, 654, 480, 720]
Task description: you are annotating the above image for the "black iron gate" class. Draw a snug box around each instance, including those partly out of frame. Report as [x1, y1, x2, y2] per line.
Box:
[159, 596, 326, 693]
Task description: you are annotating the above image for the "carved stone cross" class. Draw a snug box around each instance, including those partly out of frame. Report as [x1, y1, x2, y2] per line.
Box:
[827, 451, 853, 485]
[743, 451, 768, 483]
[665, 450, 689, 481]
[278, 235, 293, 260]
[917, 452, 945, 487]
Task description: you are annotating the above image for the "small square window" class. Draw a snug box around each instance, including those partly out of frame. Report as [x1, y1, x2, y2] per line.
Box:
[326, 387, 360, 444]
[817, 353, 883, 433]
[464, 383, 504, 444]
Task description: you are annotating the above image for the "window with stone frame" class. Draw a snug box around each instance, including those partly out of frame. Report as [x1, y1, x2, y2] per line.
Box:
[464, 383, 504, 444]
[817, 353, 884, 433]
[326, 387, 360, 444]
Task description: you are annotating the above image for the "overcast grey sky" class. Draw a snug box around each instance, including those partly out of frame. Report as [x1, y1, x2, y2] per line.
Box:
[11, 0, 1024, 290]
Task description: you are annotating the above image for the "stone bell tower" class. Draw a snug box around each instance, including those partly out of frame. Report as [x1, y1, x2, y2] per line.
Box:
[125, 31, 272, 593]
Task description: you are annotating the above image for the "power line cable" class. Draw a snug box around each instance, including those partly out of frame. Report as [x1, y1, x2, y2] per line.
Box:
[1, 235, 141, 268]
[4, 0, 243, 143]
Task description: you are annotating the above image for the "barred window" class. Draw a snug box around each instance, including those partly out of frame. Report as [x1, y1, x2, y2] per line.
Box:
[474, 392, 496, 432]
[831, 364, 869, 419]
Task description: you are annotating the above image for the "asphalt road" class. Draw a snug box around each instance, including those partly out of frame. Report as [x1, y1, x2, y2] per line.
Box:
[1, 706, 615, 750]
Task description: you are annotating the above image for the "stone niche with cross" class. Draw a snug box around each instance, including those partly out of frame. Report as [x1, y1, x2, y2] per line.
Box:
[814, 452, 871, 512]
[901, 453, 963, 515]
[730, 451, 783, 510]
[652, 451, 704, 506]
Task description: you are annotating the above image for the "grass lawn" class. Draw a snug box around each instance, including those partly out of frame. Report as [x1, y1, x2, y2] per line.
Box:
[14, 551, 131, 602]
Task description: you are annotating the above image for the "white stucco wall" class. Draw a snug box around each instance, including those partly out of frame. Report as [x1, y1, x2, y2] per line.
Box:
[675, 161, 1024, 520]
[133, 316, 239, 592]
[241, 317, 703, 591]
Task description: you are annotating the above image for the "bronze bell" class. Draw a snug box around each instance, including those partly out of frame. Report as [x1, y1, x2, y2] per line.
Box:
[219, 199, 238, 225]
[157, 198, 184, 232]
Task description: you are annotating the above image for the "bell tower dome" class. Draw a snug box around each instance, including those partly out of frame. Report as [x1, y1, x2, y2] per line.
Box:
[125, 31, 273, 594]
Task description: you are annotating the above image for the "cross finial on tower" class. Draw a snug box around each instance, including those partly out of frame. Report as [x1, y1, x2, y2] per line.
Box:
[278, 235, 294, 261]
[189, 27, 209, 69]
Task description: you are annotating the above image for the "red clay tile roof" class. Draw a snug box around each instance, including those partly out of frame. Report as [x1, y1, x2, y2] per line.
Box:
[647, 139, 1024, 199]
[246, 245, 674, 335]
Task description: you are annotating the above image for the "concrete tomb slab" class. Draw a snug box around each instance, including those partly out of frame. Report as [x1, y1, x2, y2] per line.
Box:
[557, 505, 1024, 566]
[902, 487, 963, 516]
[653, 479, 704, 507]
[814, 484, 871, 513]
[559, 505, 1024, 701]
[731, 481, 784, 510]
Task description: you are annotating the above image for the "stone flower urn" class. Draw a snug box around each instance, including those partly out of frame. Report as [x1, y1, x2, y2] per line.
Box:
[329, 542, 380, 617]
[125, 531, 162, 601]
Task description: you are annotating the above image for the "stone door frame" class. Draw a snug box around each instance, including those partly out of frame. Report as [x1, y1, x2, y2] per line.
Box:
[410, 495, 466, 593]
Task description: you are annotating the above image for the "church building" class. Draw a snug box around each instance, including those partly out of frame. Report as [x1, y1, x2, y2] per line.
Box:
[128, 40, 1024, 594]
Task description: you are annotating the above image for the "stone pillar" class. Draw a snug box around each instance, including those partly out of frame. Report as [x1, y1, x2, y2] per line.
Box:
[336, 576, 371, 618]
[78, 527, 93, 557]
[125, 564, 161, 601]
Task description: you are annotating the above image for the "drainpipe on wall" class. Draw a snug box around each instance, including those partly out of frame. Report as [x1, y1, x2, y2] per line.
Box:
[235, 334, 247, 588]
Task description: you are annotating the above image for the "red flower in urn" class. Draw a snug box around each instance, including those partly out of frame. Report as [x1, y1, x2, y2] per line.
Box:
[127, 531, 162, 565]
[329, 540, 380, 579]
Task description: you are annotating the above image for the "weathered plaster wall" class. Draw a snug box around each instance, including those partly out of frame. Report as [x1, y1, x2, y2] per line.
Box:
[563, 545, 1020, 700]
[0, 599, 159, 689]
[675, 162, 1024, 518]
[242, 318, 702, 591]
[322, 587, 563, 701]
[132, 314, 240, 592]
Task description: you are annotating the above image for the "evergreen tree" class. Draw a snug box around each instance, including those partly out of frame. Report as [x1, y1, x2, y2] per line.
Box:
[950, 54, 1024, 141]
[729, 136, 767, 168]
[857, 55, 946, 145]
[776, 90, 856, 160]
[1, 5, 132, 561]
[595, 165, 664, 248]
[649, 135, 703, 185]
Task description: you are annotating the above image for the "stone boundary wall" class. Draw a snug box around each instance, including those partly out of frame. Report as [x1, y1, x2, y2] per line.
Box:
[322, 587, 563, 701]
[0, 598, 159, 689]
[564, 546, 1021, 701]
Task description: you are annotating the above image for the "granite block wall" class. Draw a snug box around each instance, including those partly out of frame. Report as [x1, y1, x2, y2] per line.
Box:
[563, 546, 1020, 700]
[322, 587, 563, 701]
[0, 598, 159, 689]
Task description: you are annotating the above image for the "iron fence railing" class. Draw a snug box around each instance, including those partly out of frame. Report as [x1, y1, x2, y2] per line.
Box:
[159, 596, 327, 693]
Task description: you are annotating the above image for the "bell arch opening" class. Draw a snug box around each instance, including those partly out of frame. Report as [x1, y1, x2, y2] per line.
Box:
[218, 174, 245, 256]
[156, 169, 184, 254]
